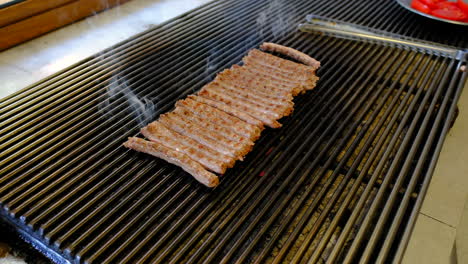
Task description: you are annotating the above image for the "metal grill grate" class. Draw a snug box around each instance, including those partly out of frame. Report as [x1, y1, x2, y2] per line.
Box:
[0, 0, 467, 263]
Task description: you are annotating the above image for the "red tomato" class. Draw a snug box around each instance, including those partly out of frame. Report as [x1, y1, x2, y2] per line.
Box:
[419, 0, 442, 9]
[435, 1, 460, 9]
[411, 0, 431, 13]
[431, 3, 468, 21]
[458, 0, 468, 15]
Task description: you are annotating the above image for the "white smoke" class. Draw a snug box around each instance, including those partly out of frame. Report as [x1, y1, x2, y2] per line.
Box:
[240, 0, 295, 55]
[256, 0, 295, 40]
[204, 44, 221, 83]
[99, 74, 155, 127]
[72, 2, 157, 128]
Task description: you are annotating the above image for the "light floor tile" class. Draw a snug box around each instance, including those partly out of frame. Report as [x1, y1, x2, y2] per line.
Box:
[402, 213, 456, 264]
[0, 64, 38, 100]
[455, 198, 468, 264]
[420, 81, 468, 227]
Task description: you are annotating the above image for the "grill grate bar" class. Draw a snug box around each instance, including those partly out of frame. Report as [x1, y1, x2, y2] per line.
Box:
[66, 171, 184, 257]
[307, 53, 443, 264]
[373, 61, 466, 264]
[325, 57, 454, 263]
[306, 53, 442, 263]
[84, 178, 195, 263]
[273, 49, 422, 264]
[359, 64, 456, 261]
[340, 56, 455, 263]
[393, 66, 468, 263]
[48, 159, 164, 244]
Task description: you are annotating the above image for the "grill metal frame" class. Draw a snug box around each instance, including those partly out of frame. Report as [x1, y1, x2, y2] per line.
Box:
[1, 0, 467, 263]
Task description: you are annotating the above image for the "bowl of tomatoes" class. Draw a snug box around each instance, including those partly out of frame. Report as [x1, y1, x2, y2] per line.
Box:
[397, 0, 468, 25]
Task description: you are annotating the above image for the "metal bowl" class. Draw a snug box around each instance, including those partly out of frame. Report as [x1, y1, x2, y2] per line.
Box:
[396, 0, 468, 26]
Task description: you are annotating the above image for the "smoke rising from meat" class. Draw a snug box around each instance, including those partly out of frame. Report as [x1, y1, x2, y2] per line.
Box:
[78, 4, 156, 127]
[241, 0, 295, 56]
[204, 44, 221, 83]
[99, 74, 155, 127]
[256, 0, 295, 40]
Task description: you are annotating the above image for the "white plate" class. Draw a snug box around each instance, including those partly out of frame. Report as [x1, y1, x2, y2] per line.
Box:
[396, 0, 468, 26]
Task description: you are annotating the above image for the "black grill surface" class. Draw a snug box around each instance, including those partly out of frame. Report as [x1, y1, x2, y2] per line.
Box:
[0, 0, 467, 263]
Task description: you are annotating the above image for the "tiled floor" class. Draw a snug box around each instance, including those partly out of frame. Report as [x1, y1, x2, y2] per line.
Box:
[402, 82, 468, 264]
[402, 213, 457, 264]
[0, 0, 467, 263]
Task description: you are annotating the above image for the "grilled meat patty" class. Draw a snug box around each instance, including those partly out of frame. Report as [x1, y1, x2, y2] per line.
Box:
[124, 43, 320, 187]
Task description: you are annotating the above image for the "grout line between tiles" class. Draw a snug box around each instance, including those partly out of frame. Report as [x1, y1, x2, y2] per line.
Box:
[420, 212, 457, 228]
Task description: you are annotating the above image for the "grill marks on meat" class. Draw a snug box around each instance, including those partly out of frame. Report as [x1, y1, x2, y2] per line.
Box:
[243, 56, 318, 91]
[124, 43, 320, 187]
[173, 107, 254, 147]
[216, 68, 293, 100]
[247, 49, 317, 76]
[243, 52, 312, 81]
[159, 113, 245, 159]
[200, 84, 282, 123]
[191, 95, 265, 128]
[215, 72, 294, 108]
[213, 79, 293, 115]
[141, 123, 230, 174]
[175, 98, 261, 141]
[124, 137, 219, 187]
[260, 42, 321, 69]
[244, 49, 320, 93]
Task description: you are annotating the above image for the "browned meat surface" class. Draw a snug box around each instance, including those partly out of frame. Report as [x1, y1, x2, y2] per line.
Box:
[239, 66, 303, 96]
[159, 113, 249, 159]
[141, 122, 234, 174]
[170, 109, 254, 157]
[229, 65, 301, 96]
[173, 107, 254, 146]
[176, 97, 262, 141]
[243, 53, 312, 81]
[306, 75, 320, 91]
[123, 137, 219, 187]
[213, 79, 293, 116]
[242, 56, 319, 91]
[202, 83, 283, 119]
[243, 63, 308, 94]
[214, 72, 294, 107]
[260, 42, 321, 69]
[247, 49, 317, 75]
[198, 88, 282, 128]
[217, 67, 294, 100]
[190, 95, 265, 128]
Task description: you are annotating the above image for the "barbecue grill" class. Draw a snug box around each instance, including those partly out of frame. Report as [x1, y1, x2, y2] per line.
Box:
[1, 0, 467, 263]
